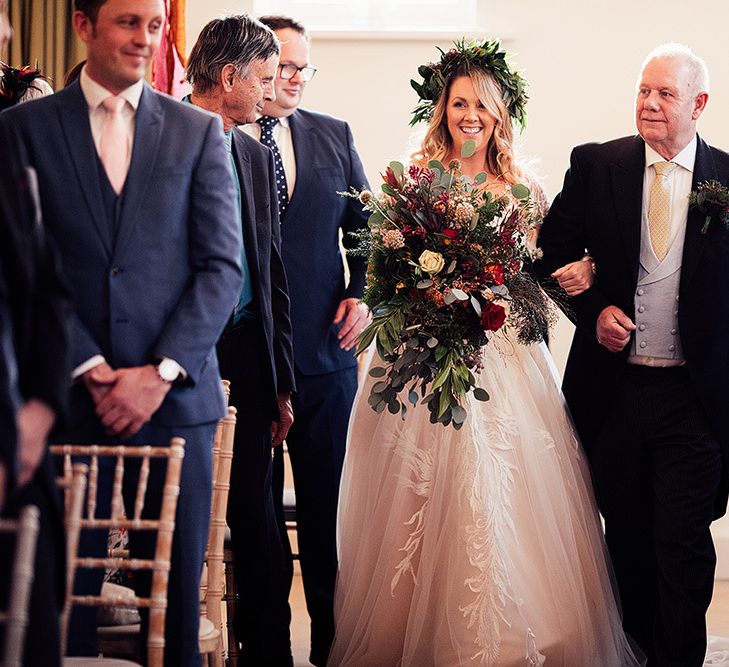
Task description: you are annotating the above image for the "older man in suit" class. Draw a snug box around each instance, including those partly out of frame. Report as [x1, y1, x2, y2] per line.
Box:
[0, 0, 242, 664]
[245, 16, 370, 666]
[186, 15, 297, 667]
[537, 44, 729, 666]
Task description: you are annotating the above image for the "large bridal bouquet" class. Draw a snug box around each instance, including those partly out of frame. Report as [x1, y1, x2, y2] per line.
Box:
[350, 143, 552, 429]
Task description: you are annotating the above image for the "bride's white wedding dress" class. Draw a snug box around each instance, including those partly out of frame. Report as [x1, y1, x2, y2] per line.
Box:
[329, 333, 643, 666]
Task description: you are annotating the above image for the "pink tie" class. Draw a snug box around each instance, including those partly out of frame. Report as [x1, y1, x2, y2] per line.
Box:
[99, 96, 128, 194]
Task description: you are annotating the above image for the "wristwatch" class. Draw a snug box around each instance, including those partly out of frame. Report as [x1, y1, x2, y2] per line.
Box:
[155, 358, 181, 383]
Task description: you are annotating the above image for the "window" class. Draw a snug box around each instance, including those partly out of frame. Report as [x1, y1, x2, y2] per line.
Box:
[252, 0, 478, 32]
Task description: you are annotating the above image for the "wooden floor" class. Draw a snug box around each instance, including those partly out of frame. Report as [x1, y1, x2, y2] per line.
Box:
[289, 577, 729, 666]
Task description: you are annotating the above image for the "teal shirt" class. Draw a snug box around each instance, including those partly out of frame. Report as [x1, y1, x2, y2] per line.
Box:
[222, 130, 254, 322]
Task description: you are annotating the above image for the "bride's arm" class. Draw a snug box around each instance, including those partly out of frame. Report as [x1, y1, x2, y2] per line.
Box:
[529, 179, 595, 297]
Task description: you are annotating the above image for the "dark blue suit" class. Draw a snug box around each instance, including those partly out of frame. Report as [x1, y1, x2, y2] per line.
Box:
[0, 122, 71, 667]
[216, 128, 296, 665]
[269, 108, 369, 665]
[1, 81, 242, 666]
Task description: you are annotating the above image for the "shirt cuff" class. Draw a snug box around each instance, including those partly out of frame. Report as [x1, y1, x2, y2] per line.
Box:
[159, 358, 188, 381]
[72, 355, 106, 380]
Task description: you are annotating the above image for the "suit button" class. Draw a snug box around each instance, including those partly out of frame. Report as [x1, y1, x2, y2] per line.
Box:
[637, 289, 645, 296]
[638, 306, 645, 313]
[640, 341, 647, 349]
[111, 266, 121, 276]
[639, 324, 646, 331]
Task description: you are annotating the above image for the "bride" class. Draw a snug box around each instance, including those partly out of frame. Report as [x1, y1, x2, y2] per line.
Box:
[328, 41, 643, 666]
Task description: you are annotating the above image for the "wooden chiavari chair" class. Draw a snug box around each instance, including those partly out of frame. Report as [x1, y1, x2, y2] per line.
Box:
[199, 404, 237, 666]
[0, 504, 41, 667]
[51, 440, 185, 667]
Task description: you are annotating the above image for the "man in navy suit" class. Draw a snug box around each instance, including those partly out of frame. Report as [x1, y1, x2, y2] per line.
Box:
[537, 44, 729, 666]
[0, 98, 72, 667]
[249, 16, 370, 666]
[186, 15, 297, 666]
[0, 1, 242, 664]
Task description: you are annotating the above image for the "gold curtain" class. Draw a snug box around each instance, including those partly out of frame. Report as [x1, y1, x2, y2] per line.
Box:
[6, 0, 84, 90]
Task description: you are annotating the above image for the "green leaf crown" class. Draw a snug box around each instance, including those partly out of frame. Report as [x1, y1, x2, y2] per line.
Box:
[409, 38, 528, 130]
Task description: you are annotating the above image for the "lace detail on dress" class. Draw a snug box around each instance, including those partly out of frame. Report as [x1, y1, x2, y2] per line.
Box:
[460, 402, 520, 663]
[392, 428, 433, 594]
[525, 629, 547, 666]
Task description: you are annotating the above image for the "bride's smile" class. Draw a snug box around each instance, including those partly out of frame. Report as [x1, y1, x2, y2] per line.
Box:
[445, 75, 496, 168]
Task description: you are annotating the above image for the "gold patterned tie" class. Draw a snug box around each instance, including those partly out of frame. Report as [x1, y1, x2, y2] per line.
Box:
[648, 161, 677, 261]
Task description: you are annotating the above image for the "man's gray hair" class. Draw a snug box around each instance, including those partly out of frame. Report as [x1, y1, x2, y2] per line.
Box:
[639, 42, 710, 95]
[186, 14, 280, 95]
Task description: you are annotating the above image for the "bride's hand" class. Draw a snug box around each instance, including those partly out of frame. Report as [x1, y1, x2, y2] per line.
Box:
[551, 257, 596, 296]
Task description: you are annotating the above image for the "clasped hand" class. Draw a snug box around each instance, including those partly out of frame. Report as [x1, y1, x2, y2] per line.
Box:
[84, 362, 171, 439]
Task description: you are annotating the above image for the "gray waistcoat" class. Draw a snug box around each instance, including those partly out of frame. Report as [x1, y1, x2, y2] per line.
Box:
[630, 215, 685, 361]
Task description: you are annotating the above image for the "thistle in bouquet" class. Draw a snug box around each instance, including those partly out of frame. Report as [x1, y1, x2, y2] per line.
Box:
[347, 140, 551, 429]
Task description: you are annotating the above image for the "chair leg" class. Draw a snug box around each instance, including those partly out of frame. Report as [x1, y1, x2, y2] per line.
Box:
[223, 544, 238, 667]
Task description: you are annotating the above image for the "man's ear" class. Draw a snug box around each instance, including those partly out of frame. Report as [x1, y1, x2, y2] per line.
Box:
[221, 64, 237, 93]
[693, 91, 709, 120]
[72, 10, 94, 43]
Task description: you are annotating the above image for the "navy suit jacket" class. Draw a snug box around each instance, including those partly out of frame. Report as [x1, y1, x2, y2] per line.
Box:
[537, 134, 729, 514]
[230, 128, 295, 407]
[281, 109, 369, 376]
[0, 81, 242, 430]
[0, 122, 71, 488]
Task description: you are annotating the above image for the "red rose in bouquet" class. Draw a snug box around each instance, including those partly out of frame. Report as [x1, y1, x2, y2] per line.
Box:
[481, 302, 506, 332]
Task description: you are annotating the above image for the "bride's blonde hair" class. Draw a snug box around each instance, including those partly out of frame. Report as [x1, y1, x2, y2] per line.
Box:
[412, 67, 523, 185]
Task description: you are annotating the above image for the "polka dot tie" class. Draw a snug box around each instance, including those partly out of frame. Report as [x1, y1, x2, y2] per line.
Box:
[648, 161, 677, 261]
[257, 116, 289, 218]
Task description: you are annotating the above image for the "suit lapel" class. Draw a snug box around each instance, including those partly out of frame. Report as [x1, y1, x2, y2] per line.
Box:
[113, 85, 163, 258]
[609, 135, 645, 285]
[681, 136, 716, 295]
[232, 131, 261, 283]
[57, 83, 113, 257]
[284, 111, 316, 222]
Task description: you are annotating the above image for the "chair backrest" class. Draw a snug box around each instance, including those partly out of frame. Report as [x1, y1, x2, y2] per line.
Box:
[51, 440, 185, 667]
[55, 462, 88, 658]
[204, 405, 237, 642]
[0, 504, 40, 667]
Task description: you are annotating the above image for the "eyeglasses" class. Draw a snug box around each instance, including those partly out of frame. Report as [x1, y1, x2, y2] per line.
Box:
[279, 63, 317, 82]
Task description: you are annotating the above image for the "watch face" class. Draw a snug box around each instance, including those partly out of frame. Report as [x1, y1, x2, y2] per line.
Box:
[157, 359, 177, 382]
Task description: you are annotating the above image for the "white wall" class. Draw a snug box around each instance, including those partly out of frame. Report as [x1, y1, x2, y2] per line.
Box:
[185, 0, 729, 574]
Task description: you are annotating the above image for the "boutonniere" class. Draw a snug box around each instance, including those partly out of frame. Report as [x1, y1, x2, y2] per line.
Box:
[688, 180, 729, 234]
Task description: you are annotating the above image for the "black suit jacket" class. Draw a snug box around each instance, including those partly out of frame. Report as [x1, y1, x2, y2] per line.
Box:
[281, 109, 369, 376]
[537, 134, 729, 514]
[229, 128, 295, 409]
[0, 122, 71, 488]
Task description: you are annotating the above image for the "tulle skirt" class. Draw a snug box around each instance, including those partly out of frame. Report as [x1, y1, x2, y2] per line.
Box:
[329, 334, 643, 666]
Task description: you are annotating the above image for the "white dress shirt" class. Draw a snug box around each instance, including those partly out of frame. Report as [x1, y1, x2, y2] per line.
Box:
[241, 114, 297, 197]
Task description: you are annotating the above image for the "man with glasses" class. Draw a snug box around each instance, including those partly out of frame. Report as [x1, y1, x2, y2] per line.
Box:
[246, 15, 369, 667]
